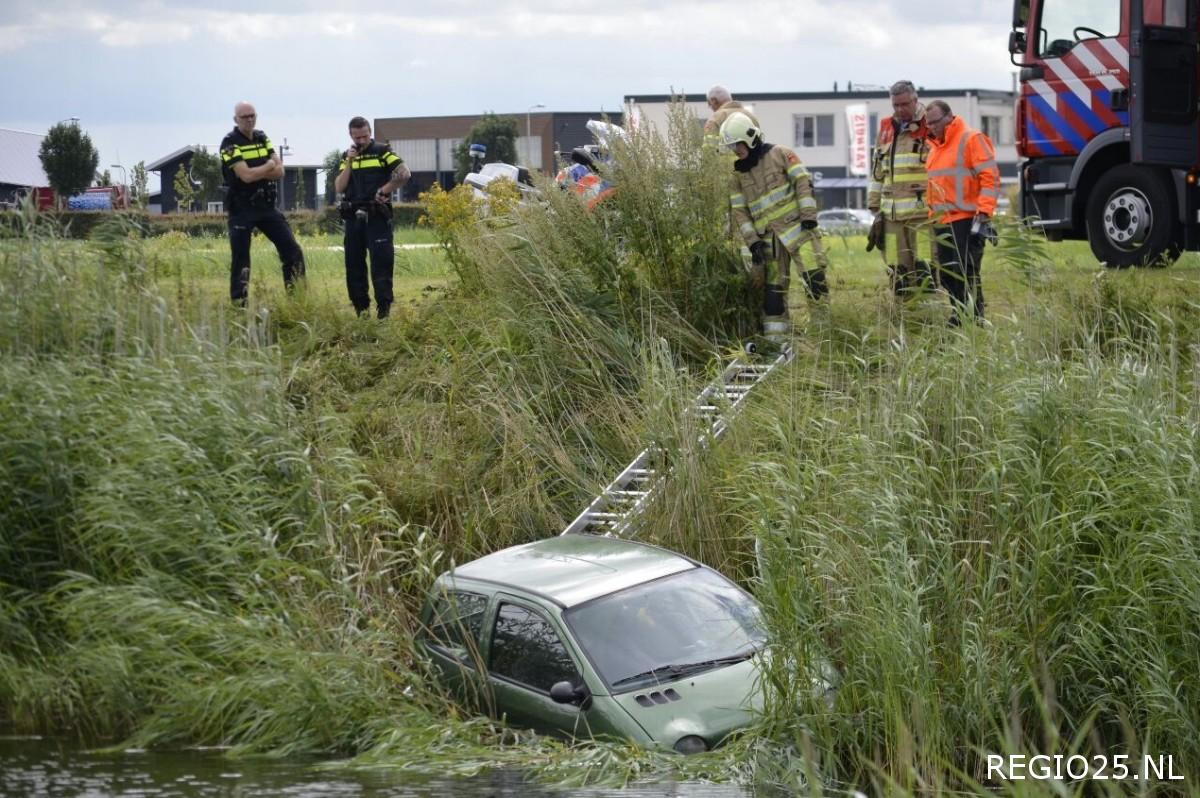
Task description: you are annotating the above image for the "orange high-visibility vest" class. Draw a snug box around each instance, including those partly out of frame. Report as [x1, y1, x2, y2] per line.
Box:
[926, 116, 1000, 224]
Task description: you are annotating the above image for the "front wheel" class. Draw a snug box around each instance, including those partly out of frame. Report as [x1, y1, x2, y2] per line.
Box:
[1085, 165, 1180, 268]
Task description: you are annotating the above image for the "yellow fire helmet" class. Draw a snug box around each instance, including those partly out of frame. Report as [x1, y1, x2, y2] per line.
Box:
[719, 112, 761, 150]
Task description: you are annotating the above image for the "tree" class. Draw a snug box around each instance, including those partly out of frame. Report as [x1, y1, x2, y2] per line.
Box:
[173, 163, 196, 213]
[190, 146, 223, 209]
[131, 161, 149, 209]
[323, 148, 343, 204]
[39, 122, 100, 206]
[454, 112, 519, 183]
[95, 169, 112, 187]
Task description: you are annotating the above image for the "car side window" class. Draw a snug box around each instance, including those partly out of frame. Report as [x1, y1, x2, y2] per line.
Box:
[489, 602, 579, 693]
[424, 589, 489, 666]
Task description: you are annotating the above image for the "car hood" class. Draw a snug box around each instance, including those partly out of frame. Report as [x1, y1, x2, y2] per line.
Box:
[607, 656, 762, 750]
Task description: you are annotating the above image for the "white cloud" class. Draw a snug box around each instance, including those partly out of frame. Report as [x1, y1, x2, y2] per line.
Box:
[0, 25, 34, 51]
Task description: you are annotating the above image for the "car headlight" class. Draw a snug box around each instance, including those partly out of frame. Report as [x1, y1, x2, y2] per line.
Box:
[673, 735, 709, 755]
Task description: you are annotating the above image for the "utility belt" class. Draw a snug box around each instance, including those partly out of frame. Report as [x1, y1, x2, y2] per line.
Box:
[229, 182, 277, 211]
[338, 199, 391, 221]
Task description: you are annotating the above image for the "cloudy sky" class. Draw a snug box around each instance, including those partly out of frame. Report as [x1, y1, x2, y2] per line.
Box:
[1, 1, 1016, 190]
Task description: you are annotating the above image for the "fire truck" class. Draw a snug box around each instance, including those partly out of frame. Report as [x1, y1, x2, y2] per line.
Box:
[1009, 0, 1198, 266]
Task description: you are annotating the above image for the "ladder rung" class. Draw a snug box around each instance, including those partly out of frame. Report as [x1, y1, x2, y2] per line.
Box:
[562, 350, 791, 538]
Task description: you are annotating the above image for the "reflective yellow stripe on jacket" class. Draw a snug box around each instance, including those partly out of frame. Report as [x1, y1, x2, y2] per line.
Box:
[728, 145, 818, 252]
[221, 140, 273, 165]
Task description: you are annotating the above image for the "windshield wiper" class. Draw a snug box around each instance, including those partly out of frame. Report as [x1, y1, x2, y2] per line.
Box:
[610, 650, 758, 687]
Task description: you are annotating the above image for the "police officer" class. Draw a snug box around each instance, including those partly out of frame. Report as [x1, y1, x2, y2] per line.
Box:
[219, 101, 305, 306]
[333, 116, 410, 319]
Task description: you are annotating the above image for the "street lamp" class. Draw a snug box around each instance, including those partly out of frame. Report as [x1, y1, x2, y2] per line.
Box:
[526, 103, 545, 168]
[110, 164, 128, 208]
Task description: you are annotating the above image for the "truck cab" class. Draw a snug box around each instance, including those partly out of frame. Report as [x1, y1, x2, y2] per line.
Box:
[1010, 0, 1200, 266]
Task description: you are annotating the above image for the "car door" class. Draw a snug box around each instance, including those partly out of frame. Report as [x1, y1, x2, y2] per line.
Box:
[1130, 0, 1199, 165]
[420, 587, 494, 713]
[486, 597, 589, 739]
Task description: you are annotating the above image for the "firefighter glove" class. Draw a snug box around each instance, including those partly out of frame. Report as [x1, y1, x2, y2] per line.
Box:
[866, 213, 885, 252]
[801, 219, 818, 231]
[749, 240, 768, 266]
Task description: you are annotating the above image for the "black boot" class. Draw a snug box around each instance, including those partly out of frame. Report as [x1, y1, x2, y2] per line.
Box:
[804, 269, 829, 300]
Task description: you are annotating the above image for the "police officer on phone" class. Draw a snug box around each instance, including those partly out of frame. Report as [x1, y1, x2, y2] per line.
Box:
[219, 101, 305, 306]
[333, 116, 410, 319]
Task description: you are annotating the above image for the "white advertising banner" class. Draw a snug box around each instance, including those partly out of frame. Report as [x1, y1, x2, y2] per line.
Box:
[845, 104, 869, 177]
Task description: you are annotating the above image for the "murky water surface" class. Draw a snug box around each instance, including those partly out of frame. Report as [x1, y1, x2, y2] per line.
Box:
[0, 736, 753, 797]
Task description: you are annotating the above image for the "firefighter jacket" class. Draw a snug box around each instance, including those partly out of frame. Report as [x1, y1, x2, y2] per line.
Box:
[867, 105, 930, 221]
[926, 116, 1000, 224]
[338, 140, 404, 204]
[729, 144, 818, 253]
[220, 127, 278, 207]
[704, 101, 762, 137]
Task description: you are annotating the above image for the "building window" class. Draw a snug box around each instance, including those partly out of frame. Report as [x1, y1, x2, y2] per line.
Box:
[982, 116, 1004, 144]
[794, 114, 834, 148]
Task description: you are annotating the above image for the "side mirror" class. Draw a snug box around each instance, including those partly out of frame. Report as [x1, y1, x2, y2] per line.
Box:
[549, 680, 592, 709]
[1008, 29, 1026, 55]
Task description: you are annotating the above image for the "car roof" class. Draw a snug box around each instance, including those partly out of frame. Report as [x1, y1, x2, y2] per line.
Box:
[446, 534, 699, 608]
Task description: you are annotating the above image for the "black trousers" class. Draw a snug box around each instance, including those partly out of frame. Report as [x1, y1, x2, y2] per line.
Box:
[934, 218, 985, 320]
[344, 213, 395, 316]
[227, 204, 305, 302]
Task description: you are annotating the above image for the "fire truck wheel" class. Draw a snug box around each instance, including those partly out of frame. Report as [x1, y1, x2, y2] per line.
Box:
[1086, 165, 1180, 268]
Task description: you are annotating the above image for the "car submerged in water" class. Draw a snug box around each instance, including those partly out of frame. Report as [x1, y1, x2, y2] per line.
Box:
[417, 534, 772, 754]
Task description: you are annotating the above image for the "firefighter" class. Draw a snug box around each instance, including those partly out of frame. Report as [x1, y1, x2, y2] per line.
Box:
[703, 85, 761, 138]
[219, 101, 305, 306]
[867, 80, 935, 298]
[720, 112, 830, 343]
[925, 100, 1000, 326]
[333, 116, 410, 319]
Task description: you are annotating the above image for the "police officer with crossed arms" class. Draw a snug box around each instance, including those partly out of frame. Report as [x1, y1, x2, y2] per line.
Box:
[334, 116, 410, 319]
[219, 101, 305, 306]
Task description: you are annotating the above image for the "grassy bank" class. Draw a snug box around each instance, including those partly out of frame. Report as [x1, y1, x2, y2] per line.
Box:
[2, 109, 1200, 795]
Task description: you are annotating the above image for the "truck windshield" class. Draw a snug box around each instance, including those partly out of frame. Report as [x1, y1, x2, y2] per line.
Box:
[565, 568, 767, 691]
[1039, 0, 1120, 56]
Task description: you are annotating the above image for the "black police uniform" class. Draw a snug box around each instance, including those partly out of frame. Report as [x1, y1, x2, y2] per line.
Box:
[219, 128, 305, 304]
[339, 140, 403, 318]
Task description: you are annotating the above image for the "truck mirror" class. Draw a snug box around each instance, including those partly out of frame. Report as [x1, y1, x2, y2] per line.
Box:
[1008, 30, 1026, 55]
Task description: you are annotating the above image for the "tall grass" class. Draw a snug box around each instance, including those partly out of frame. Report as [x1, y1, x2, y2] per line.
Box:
[0, 215, 448, 754]
[742, 303, 1200, 793]
[3, 98, 1200, 798]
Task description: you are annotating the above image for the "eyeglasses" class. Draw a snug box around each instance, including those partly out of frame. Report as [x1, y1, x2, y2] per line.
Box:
[926, 114, 949, 126]
[236, 113, 257, 120]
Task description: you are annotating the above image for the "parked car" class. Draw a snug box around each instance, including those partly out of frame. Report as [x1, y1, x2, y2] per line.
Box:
[419, 534, 780, 753]
[816, 207, 874, 233]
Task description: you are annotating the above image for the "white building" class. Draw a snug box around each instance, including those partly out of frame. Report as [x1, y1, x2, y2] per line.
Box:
[0, 128, 49, 206]
[625, 89, 1018, 209]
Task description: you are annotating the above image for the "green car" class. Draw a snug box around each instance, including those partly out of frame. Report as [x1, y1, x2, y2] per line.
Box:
[418, 533, 768, 753]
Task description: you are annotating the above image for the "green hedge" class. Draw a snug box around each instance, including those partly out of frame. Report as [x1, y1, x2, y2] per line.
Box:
[0, 204, 426, 240]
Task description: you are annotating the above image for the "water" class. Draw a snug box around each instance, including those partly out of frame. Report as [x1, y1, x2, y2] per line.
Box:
[0, 737, 754, 798]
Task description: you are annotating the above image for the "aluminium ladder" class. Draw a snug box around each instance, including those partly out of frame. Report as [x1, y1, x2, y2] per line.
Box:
[560, 345, 793, 539]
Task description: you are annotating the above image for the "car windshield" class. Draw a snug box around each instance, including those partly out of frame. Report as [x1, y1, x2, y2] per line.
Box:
[565, 568, 767, 690]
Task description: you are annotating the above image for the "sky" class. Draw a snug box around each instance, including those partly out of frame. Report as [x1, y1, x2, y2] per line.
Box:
[1, 1, 1017, 191]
